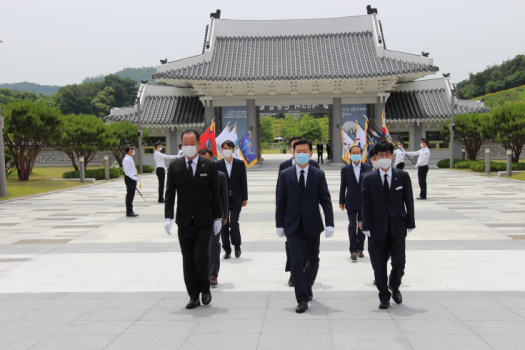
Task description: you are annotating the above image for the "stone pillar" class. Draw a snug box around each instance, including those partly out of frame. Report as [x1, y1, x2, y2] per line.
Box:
[104, 156, 110, 180]
[413, 122, 422, 151]
[485, 148, 490, 174]
[375, 97, 385, 129]
[507, 149, 512, 176]
[246, 99, 259, 162]
[79, 157, 85, 183]
[328, 104, 334, 146]
[331, 98, 343, 164]
[204, 100, 214, 125]
[255, 106, 263, 161]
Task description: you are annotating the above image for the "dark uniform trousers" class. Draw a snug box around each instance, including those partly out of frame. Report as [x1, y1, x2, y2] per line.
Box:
[418, 165, 429, 198]
[178, 219, 212, 299]
[371, 223, 406, 303]
[156, 167, 165, 201]
[396, 162, 405, 170]
[209, 228, 221, 277]
[317, 152, 323, 164]
[286, 220, 320, 303]
[124, 176, 136, 214]
[221, 200, 241, 254]
[347, 210, 365, 253]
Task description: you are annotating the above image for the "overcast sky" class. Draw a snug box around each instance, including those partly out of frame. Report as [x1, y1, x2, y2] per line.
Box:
[1, 0, 524, 87]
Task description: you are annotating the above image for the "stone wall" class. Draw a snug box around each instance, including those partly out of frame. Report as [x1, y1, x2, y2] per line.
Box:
[34, 148, 117, 167]
[477, 142, 525, 160]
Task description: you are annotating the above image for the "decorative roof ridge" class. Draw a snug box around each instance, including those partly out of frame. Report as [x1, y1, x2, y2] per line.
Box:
[214, 31, 373, 40]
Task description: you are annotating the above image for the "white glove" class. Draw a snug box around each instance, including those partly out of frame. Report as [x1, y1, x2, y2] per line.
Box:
[213, 220, 222, 235]
[408, 229, 414, 234]
[164, 219, 172, 236]
[325, 226, 334, 238]
[276, 228, 285, 238]
[363, 231, 371, 237]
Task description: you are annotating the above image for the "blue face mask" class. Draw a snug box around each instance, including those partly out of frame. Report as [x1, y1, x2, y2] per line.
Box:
[295, 153, 310, 166]
[350, 154, 361, 162]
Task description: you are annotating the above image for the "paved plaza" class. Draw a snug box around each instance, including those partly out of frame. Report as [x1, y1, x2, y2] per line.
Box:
[1, 154, 525, 350]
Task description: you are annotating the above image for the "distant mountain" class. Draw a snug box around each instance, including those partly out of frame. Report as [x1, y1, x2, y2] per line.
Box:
[0, 82, 60, 96]
[82, 67, 156, 85]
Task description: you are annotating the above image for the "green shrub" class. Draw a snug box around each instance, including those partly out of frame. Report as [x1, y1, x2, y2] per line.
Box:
[467, 161, 524, 172]
[136, 164, 154, 173]
[455, 160, 478, 169]
[437, 158, 467, 168]
[62, 168, 120, 180]
[118, 167, 124, 175]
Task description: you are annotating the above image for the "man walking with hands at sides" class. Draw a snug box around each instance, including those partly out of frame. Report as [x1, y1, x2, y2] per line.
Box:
[216, 141, 248, 259]
[361, 141, 415, 309]
[339, 145, 372, 261]
[154, 141, 181, 203]
[276, 139, 334, 313]
[164, 130, 223, 309]
[123, 144, 140, 217]
[276, 136, 320, 287]
[199, 148, 229, 288]
[404, 138, 431, 200]
[326, 140, 332, 160]
[317, 140, 324, 164]
[393, 141, 407, 170]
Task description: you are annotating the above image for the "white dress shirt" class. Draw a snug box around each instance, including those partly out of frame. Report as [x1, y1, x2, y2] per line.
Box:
[352, 161, 361, 183]
[185, 155, 199, 176]
[405, 147, 431, 167]
[224, 158, 233, 177]
[154, 150, 181, 170]
[393, 149, 406, 166]
[296, 164, 309, 185]
[123, 154, 138, 181]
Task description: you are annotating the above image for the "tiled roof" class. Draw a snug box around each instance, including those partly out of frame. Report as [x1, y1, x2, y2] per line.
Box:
[104, 95, 204, 126]
[386, 89, 490, 120]
[153, 32, 438, 81]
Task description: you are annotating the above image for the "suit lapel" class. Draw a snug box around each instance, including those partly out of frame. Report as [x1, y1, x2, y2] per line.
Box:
[290, 165, 301, 197]
[374, 170, 387, 202]
[302, 165, 315, 198]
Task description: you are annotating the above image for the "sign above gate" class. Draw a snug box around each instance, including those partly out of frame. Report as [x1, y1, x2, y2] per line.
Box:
[259, 104, 330, 114]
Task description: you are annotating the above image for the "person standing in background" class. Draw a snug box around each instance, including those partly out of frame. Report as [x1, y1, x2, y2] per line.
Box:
[153, 141, 181, 203]
[123, 144, 139, 217]
[326, 140, 332, 160]
[317, 141, 324, 164]
[393, 142, 406, 170]
[404, 138, 431, 200]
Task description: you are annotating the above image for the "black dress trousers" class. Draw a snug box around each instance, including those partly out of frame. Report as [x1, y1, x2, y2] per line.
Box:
[156, 167, 165, 200]
[124, 176, 136, 214]
[418, 165, 429, 198]
[396, 162, 405, 170]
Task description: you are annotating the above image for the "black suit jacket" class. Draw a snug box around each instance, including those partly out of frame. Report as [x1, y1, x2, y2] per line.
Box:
[276, 165, 334, 237]
[361, 168, 415, 240]
[217, 171, 229, 223]
[317, 144, 324, 153]
[165, 156, 222, 227]
[357, 168, 374, 221]
[276, 158, 320, 198]
[339, 162, 373, 212]
[216, 158, 248, 212]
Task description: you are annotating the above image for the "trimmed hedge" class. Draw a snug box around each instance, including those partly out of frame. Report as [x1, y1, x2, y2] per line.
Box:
[438, 158, 525, 172]
[437, 158, 466, 168]
[62, 168, 120, 180]
[455, 160, 476, 169]
[136, 164, 155, 173]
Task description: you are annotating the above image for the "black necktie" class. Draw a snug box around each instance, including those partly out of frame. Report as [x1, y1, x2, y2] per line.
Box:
[299, 170, 305, 196]
[187, 160, 194, 181]
[384, 173, 390, 198]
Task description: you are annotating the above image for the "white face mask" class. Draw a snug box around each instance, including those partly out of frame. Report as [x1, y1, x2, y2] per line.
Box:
[182, 146, 197, 158]
[378, 158, 392, 169]
[223, 149, 233, 158]
[157, 147, 162, 152]
[372, 160, 379, 169]
[420, 143, 424, 148]
[132, 150, 135, 156]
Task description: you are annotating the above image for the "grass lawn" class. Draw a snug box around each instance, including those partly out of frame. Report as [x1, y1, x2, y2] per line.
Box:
[443, 168, 498, 175]
[501, 172, 525, 181]
[1, 166, 101, 201]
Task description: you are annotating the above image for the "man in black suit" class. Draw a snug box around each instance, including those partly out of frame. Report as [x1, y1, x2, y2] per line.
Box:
[326, 140, 332, 160]
[277, 136, 320, 287]
[276, 138, 334, 313]
[339, 145, 372, 261]
[317, 141, 324, 164]
[361, 141, 415, 309]
[164, 130, 223, 309]
[199, 148, 229, 288]
[216, 140, 248, 259]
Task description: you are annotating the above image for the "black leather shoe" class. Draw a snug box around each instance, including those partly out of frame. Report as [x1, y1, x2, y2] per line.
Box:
[201, 293, 212, 305]
[416, 197, 427, 200]
[158, 199, 165, 203]
[235, 246, 241, 258]
[126, 212, 139, 217]
[390, 287, 402, 304]
[295, 301, 308, 313]
[186, 298, 201, 309]
[223, 252, 231, 259]
[308, 288, 313, 301]
[373, 280, 376, 285]
[288, 275, 294, 287]
[379, 301, 390, 309]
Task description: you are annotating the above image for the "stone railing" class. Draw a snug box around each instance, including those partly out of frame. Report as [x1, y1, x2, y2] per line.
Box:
[34, 148, 117, 167]
[477, 142, 525, 159]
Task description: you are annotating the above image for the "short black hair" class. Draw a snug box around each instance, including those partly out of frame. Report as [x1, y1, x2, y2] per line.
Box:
[399, 141, 405, 147]
[293, 138, 312, 151]
[289, 136, 302, 147]
[198, 148, 213, 158]
[369, 146, 376, 158]
[349, 145, 362, 154]
[375, 140, 394, 154]
[124, 143, 135, 153]
[221, 140, 236, 149]
[181, 129, 200, 141]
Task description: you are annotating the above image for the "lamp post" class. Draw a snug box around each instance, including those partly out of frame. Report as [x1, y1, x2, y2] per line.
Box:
[449, 81, 456, 169]
[136, 86, 144, 174]
[0, 40, 7, 197]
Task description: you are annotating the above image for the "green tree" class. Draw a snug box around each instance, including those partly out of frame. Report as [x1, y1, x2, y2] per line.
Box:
[2, 101, 63, 181]
[51, 114, 117, 170]
[482, 102, 525, 162]
[260, 116, 275, 143]
[0, 88, 53, 105]
[318, 116, 330, 140]
[278, 114, 300, 141]
[105, 121, 149, 167]
[299, 114, 323, 141]
[441, 113, 489, 161]
[91, 87, 115, 118]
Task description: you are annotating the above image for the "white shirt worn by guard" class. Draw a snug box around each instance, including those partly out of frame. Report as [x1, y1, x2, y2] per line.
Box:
[185, 155, 199, 176]
[363, 165, 412, 237]
[154, 150, 181, 170]
[225, 158, 233, 177]
[123, 154, 139, 181]
[352, 162, 361, 183]
[393, 149, 406, 166]
[405, 147, 431, 167]
[296, 164, 309, 184]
